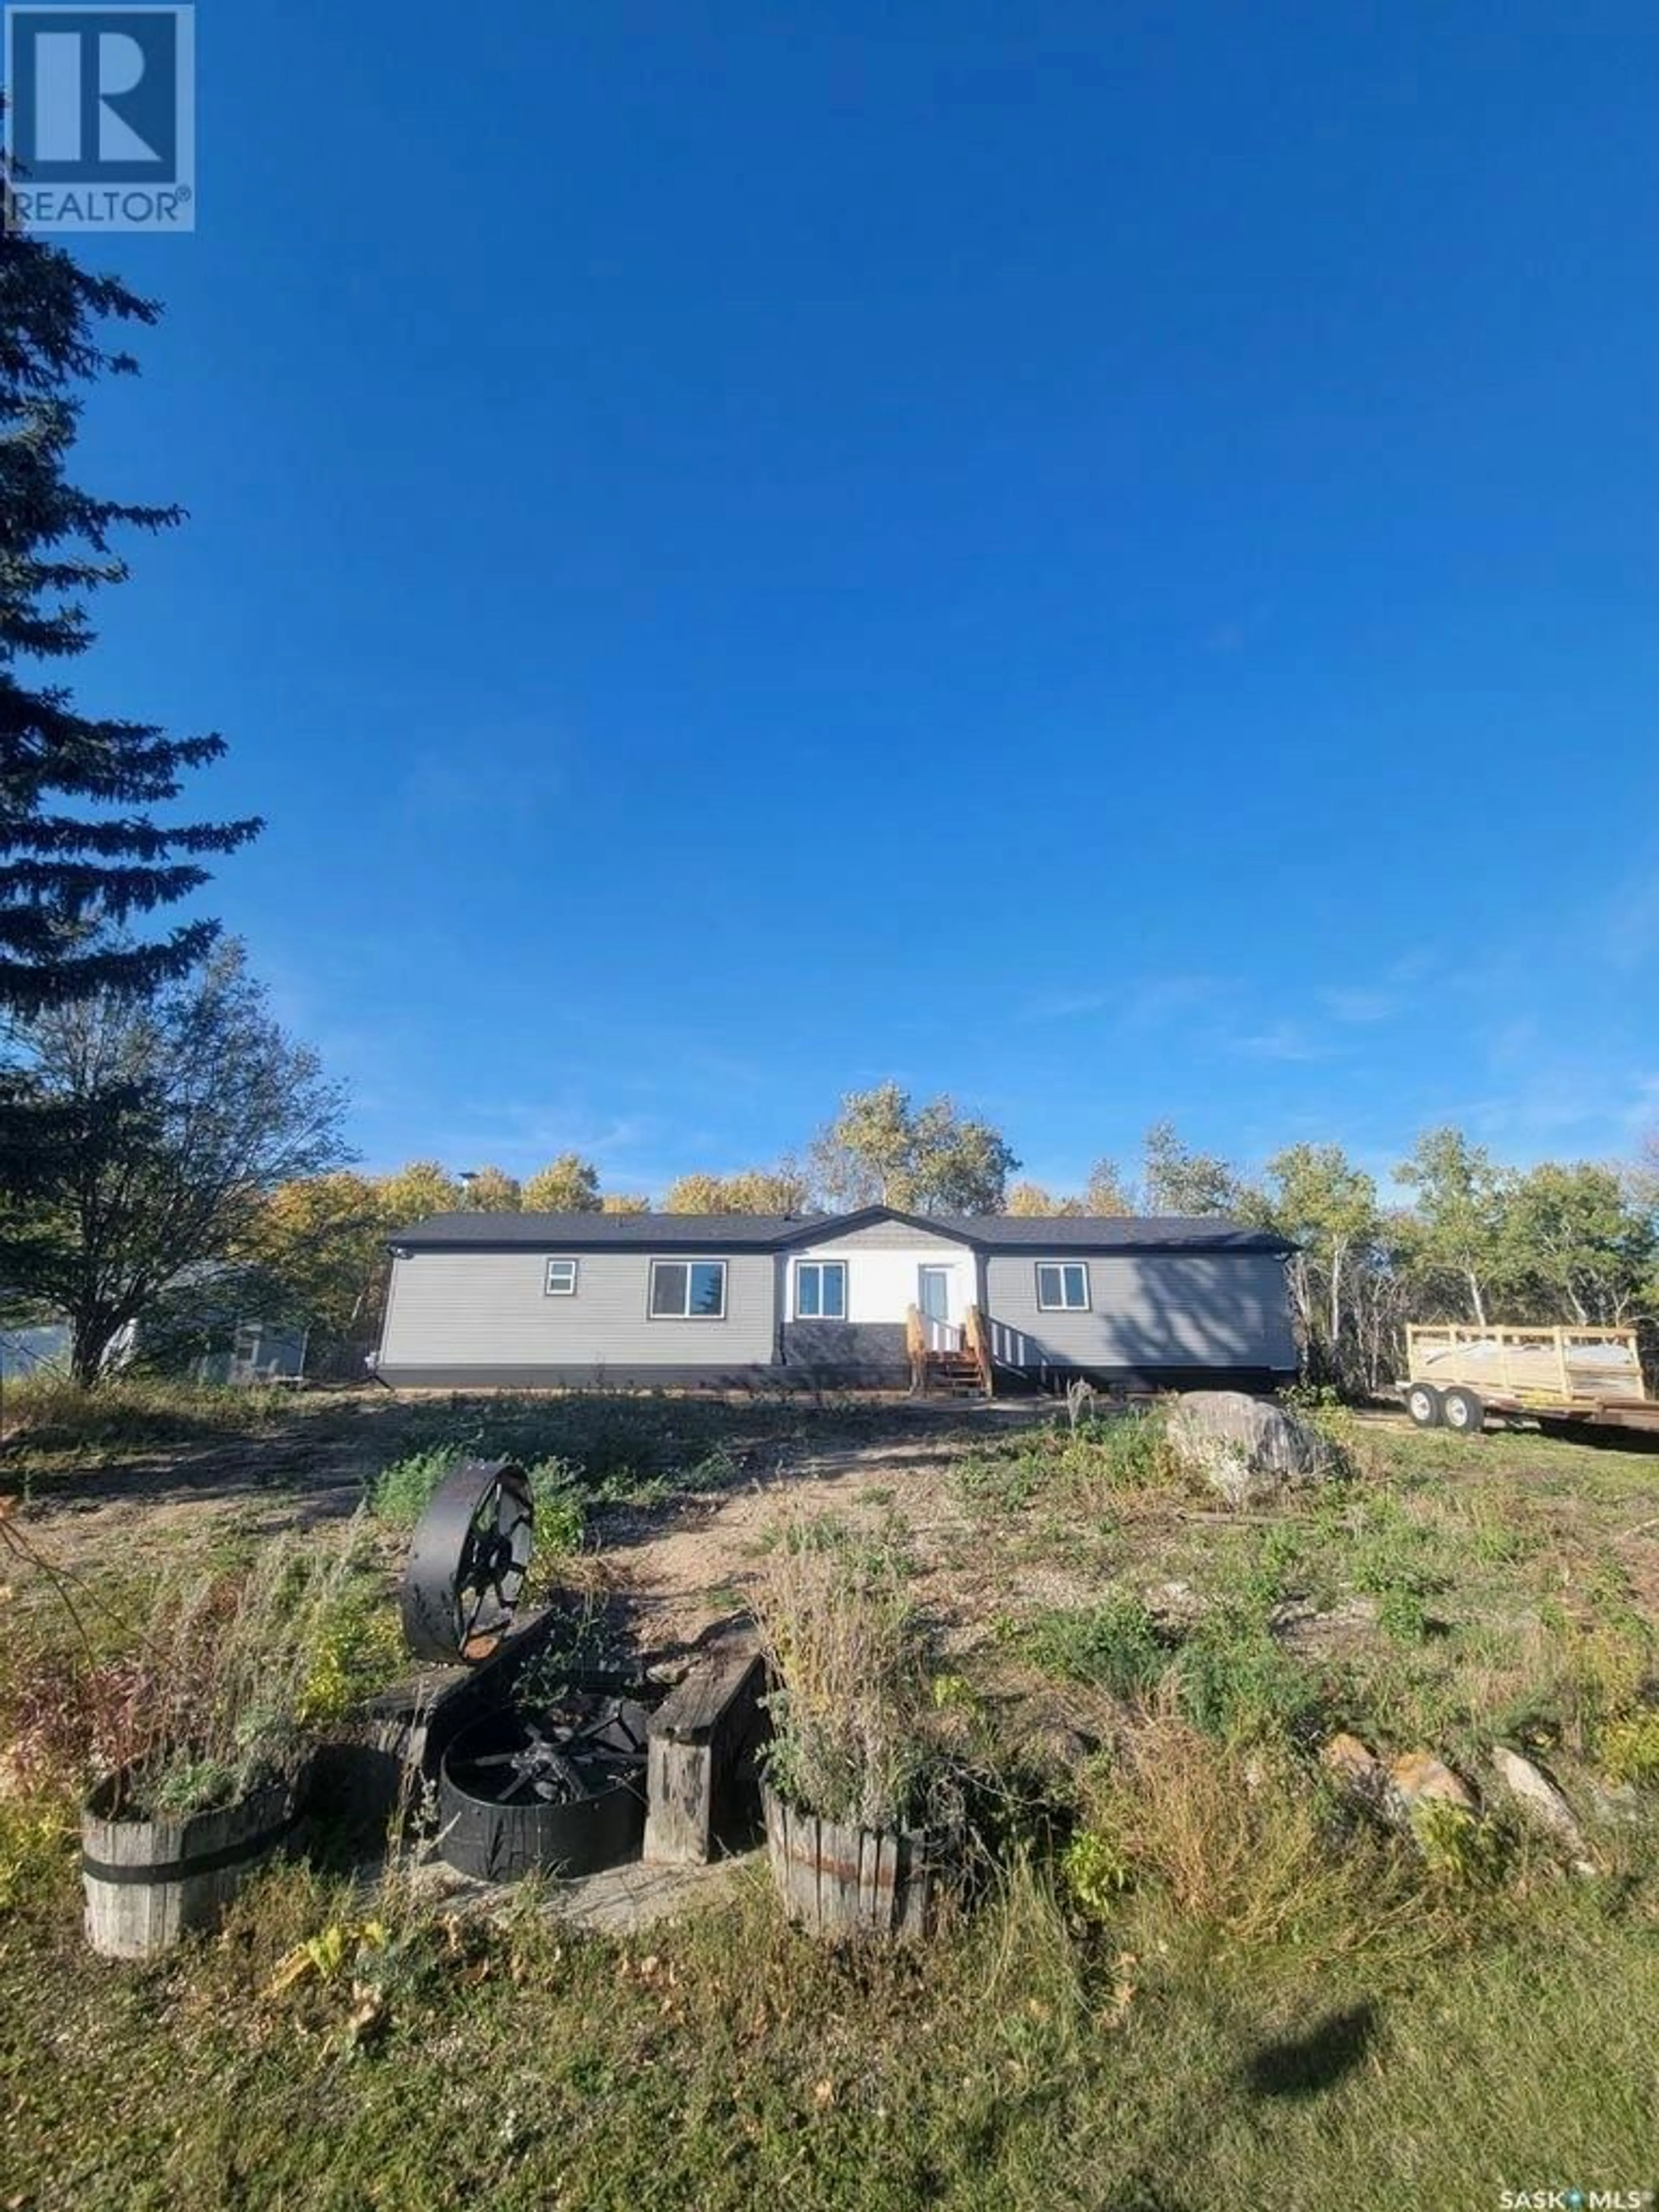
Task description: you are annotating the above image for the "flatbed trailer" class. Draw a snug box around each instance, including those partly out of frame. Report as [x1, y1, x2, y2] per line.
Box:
[1398, 1323, 1659, 1439]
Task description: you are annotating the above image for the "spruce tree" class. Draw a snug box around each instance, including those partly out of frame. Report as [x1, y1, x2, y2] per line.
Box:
[0, 195, 260, 1014]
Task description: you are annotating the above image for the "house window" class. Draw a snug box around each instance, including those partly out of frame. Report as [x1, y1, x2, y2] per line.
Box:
[794, 1260, 847, 1320]
[544, 1258, 578, 1297]
[649, 1258, 728, 1320]
[1036, 1261, 1090, 1312]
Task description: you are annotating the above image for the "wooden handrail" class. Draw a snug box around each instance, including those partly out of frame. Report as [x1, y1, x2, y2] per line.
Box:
[964, 1304, 994, 1398]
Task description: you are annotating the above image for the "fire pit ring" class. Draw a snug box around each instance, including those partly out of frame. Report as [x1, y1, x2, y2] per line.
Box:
[438, 1690, 651, 1883]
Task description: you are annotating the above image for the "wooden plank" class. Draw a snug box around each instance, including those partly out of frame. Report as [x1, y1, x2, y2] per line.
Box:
[652, 1645, 763, 1744]
[1593, 1404, 1659, 1433]
[820, 1811, 861, 1931]
[643, 1736, 714, 1866]
[642, 1646, 766, 1865]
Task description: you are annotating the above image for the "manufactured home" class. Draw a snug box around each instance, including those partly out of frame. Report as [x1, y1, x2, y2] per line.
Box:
[374, 1206, 1297, 1395]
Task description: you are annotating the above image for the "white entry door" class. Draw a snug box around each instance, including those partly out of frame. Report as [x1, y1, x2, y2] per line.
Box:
[918, 1266, 958, 1350]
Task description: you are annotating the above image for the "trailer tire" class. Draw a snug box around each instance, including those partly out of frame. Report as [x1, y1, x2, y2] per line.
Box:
[1404, 1383, 1443, 1429]
[1441, 1386, 1484, 1435]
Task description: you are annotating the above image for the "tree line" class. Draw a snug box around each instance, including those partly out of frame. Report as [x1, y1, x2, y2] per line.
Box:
[222, 1095, 1655, 1393]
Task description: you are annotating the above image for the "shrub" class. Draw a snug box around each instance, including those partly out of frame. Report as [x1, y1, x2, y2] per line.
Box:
[1059, 1827, 1135, 1922]
[1011, 1594, 1169, 1700]
[297, 1584, 407, 1727]
[1410, 1800, 1510, 1891]
[1173, 1602, 1325, 1743]
[367, 1446, 463, 1527]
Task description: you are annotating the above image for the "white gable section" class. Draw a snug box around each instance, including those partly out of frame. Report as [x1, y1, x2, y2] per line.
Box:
[788, 1217, 979, 1324]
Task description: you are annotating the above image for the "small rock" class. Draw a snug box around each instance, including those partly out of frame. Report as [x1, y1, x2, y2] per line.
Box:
[1145, 1579, 1203, 1626]
[1491, 1746, 1596, 1874]
[1321, 1732, 1387, 1806]
[1387, 1750, 1478, 1818]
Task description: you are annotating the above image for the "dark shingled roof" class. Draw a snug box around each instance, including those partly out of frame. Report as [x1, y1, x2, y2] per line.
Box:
[934, 1214, 1291, 1253]
[391, 1212, 807, 1251]
[390, 1207, 1293, 1256]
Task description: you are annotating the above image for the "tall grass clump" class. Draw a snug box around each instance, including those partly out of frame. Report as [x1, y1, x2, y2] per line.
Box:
[957, 1406, 1175, 1524]
[114, 1526, 381, 1816]
[3, 1373, 292, 1457]
[752, 1509, 940, 1832]
[0, 1517, 394, 1821]
[1044, 1405, 1175, 1517]
[1066, 1706, 1421, 1959]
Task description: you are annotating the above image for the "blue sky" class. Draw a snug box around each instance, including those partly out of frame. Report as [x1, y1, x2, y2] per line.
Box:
[62, 0, 1659, 1198]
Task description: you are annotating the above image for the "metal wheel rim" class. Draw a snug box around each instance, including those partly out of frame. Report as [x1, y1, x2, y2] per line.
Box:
[400, 1459, 536, 1664]
[442, 1700, 650, 1808]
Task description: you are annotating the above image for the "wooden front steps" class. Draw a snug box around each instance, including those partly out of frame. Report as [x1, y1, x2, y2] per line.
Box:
[906, 1302, 994, 1398]
[921, 1353, 984, 1397]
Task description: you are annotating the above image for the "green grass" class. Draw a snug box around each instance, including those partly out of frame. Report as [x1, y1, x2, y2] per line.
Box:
[1002, 1592, 1170, 1699]
[0, 1810, 1653, 2210]
[365, 1445, 586, 1553]
[4, 1395, 1659, 2204]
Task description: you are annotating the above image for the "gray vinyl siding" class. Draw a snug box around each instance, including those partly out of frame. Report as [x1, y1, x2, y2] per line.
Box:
[379, 1248, 779, 1377]
[984, 1252, 1296, 1375]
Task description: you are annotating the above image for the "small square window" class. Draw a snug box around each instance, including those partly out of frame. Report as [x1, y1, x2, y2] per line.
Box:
[545, 1258, 578, 1297]
[1036, 1261, 1090, 1311]
[795, 1260, 847, 1320]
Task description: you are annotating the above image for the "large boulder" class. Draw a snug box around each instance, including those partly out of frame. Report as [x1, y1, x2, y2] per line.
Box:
[1165, 1391, 1328, 1508]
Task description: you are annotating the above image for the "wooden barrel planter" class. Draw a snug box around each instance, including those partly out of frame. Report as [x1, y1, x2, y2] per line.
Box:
[762, 1785, 951, 1940]
[82, 1769, 305, 1961]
